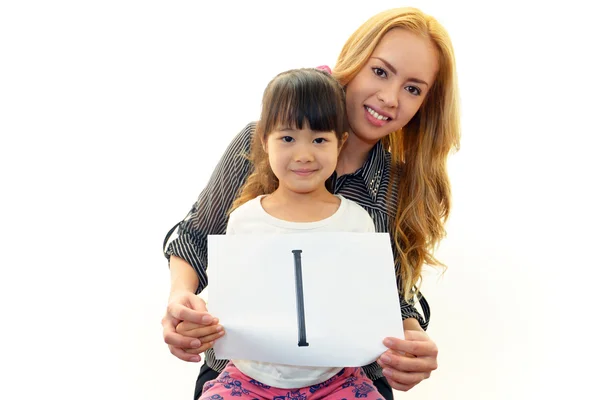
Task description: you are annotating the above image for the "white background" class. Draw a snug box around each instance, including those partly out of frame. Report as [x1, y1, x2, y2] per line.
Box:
[1, 0, 598, 399]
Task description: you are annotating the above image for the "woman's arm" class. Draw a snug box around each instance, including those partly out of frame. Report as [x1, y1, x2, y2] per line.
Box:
[164, 122, 255, 294]
[389, 242, 428, 330]
[377, 238, 437, 390]
[162, 122, 255, 362]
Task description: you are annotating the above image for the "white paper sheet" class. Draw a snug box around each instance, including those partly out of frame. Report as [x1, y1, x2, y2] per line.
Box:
[208, 232, 404, 367]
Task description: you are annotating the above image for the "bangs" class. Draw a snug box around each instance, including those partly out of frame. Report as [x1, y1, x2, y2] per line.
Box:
[261, 70, 346, 135]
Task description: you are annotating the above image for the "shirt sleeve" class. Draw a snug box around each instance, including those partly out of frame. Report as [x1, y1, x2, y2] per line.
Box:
[365, 213, 376, 233]
[401, 296, 428, 330]
[164, 122, 255, 294]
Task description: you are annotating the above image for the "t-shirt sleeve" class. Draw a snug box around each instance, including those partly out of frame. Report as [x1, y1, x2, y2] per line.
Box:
[364, 211, 376, 233]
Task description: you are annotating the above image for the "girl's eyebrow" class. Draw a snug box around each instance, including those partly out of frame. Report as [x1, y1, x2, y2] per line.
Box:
[311, 130, 336, 135]
[276, 126, 295, 131]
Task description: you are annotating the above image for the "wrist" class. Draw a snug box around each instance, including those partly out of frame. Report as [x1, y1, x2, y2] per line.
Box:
[168, 287, 195, 301]
[403, 317, 424, 332]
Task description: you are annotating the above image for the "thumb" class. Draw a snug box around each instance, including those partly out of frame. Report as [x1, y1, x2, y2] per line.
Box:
[403, 329, 429, 341]
[189, 295, 208, 313]
[188, 295, 216, 325]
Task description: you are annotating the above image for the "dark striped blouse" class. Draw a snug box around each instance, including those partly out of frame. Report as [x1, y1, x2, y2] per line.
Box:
[164, 122, 430, 382]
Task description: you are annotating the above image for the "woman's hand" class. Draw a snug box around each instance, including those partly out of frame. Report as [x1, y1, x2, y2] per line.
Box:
[377, 329, 438, 392]
[162, 291, 217, 362]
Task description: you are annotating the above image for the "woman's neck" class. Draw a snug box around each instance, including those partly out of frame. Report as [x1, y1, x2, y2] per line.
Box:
[336, 131, 377, 176]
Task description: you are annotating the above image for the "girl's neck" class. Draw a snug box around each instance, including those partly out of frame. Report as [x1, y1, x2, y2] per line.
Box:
[262, 186, 340, 223]
[336, 130, 377, 176]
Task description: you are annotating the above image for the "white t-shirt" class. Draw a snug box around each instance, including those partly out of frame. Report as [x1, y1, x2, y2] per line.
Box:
[226, 194, 375, 389]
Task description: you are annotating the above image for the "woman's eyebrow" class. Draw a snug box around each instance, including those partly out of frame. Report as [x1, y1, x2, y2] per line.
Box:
[372, 56, 397, 75]
[371, 56, 430, 87]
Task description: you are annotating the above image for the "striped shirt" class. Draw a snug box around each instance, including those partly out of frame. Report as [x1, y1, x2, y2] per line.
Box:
[164, 122, 430, 382]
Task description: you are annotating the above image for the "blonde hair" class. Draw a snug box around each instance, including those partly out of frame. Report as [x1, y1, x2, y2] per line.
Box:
[231, 68, 347, 210]
[333, 7, 461, 302]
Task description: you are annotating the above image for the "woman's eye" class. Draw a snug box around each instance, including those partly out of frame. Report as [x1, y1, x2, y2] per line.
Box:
[313, 138, 327, 144]
[281, 136, 294, 143]
[372, 67, 387, 78]
[405, 86, 422, 96]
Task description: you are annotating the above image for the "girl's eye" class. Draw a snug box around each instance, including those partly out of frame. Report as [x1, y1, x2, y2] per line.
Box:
[405, 86, 422, 96]
[281, 136, 294, 143]
[313, 138, 327, 144]
[372, 67, 387, 79]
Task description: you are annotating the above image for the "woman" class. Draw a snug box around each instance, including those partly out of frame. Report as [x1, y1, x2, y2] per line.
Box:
[162, 6, 460, 399]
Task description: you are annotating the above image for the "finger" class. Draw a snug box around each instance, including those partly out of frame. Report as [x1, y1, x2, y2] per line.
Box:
[164, 329, 202, 349]
[403, 330, 430, 341]
[176, 322, 196, 335]
[381, 367, 428, 388]
[162, 314, 181, 340]
[176, 320, 212, 334]
[387, 379, 417, 392]
[170, 291, 207, 312]
[378, 352, 436, 373]
[177, 320, 220, 335]
[168, 303, 215, 325]
[198, 330, 225, 343]
[189, 296, 208, 312]
[162, 313, 179, 333]
[168, 345, 201, 363]
[383, 337, 438, 358]
[185, 342, 214, 354]
[181, 324, 223, 339]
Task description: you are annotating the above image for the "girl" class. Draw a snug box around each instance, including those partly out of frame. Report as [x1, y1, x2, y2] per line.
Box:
[180, 67, 383, 400]
[163, 6, 460, 399]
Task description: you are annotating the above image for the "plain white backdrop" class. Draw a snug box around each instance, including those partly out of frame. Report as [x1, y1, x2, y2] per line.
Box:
[1, 0, 598, 399]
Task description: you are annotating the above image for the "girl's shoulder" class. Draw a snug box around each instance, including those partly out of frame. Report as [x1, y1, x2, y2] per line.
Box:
[337, 195, 376, 232]
[337, 195, 372, 219]
[229, 195, 263, 219]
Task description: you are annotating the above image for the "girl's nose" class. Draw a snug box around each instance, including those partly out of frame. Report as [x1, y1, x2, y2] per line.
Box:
[294, 145, 314, 162]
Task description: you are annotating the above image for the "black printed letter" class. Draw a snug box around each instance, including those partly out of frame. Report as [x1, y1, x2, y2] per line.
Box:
[292, 250, 309, 347]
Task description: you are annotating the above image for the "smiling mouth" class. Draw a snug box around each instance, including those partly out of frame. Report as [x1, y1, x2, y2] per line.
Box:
[365, 106, 391, 121]
[292, 170, 316, 176]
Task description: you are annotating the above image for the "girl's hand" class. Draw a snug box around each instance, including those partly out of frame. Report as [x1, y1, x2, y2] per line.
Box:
[176, 320, 225, 353]
[377, 330, 438, 392]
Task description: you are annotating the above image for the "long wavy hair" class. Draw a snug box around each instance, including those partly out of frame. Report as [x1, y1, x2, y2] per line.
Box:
[231, 68, 347, 210]
[333, 7, 461, 301]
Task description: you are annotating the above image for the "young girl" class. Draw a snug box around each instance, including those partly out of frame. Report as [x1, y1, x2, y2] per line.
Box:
[164, 7, 460, 399]
[178, 68, 382, 399]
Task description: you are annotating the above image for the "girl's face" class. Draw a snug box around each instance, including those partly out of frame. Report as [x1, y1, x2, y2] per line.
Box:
[265, 126, 341, 196]
[345, 28, 439, 144]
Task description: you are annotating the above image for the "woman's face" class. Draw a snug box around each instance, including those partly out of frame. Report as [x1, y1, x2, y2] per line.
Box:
[345, 28, 439, 144]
